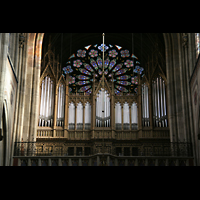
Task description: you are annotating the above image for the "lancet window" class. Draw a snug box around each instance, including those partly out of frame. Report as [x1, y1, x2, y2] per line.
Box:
[152, 76, 167, 127]
[38, 76, 54, 127]
[96, 89, 110, 127]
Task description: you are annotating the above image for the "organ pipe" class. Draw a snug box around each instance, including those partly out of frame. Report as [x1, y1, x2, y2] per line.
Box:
[96, 89, 110, 127]
[39, 76, 54, 127]
[152, 76, 167, 127]
[142, 83, 149, 127]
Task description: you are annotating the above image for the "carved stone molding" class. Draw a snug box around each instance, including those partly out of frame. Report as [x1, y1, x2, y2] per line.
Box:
[182, 33, 188, 47]
[19, 33, 26, 48]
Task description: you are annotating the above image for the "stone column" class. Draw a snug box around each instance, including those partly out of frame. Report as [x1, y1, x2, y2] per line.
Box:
[13, 33, 25, 142]
[27, 33, 44, 142]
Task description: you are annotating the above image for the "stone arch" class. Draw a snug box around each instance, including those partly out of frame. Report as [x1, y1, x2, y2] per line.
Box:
[0, 100, 8, 166]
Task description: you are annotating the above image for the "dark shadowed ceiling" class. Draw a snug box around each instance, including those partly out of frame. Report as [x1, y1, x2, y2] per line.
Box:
[42, 33, 165, 69]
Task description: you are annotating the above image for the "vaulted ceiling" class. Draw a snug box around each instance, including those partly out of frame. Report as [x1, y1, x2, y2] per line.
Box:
[42, 33, 166, 71]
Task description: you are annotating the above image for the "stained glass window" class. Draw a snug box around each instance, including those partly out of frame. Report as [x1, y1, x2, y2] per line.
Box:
[76, 81, 90, 85]
[133, 66, 144, 74]
[195, 33, 200, 59]
[77, 49, 86, 58]
[131, 76, 138, 84]
[63, 43, 144, 94]
[69, 76, 75, 84]
[77, 75, 90, 80]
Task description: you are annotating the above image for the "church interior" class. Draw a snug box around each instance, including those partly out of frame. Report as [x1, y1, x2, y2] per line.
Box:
[0, 33, 199, 166]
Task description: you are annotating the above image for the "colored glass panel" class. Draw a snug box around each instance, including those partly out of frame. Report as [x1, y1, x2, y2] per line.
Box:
[133, 65, 144, 74]
[131, 76, 138, 84]
[77, 49, 86, 58]
[90, 59, 98, 70]
[85, 45, 91, 50]
[78, 85, 91, 92]
[116, 75, 130, 80]
[115, 85, 128, 92]
[120, 50, 130, 57]
[117, 81, 131, 86]
[69, 76, 75, 84]
[115, 45, 122, 50]
[63, 65, 73, 74]
[77, 75, 90, 80]
[108, 59, 116, 70]
[89, 49, 98, 57]
[76, 81, 90, 85]
[98, 44, 109, 52]
[109, 49, 118, 58]
[115, 68, 128, 75]
[83, 63, 94, 72]
[124, 59, 134, 68]
[112, 64, 122, 72]
[79, 68, 91, 76]
[97, 57, 102, 68]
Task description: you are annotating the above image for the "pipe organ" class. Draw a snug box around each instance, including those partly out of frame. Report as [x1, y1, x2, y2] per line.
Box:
[115, 102, 138, 130]
[68, 102, 75, 130]
[37, 42, 169, 145]
[38, 76, 54, 127]
[36, 39, 169, 161]
[142, 83, 149, 127]
[152, 77, 167, 127]
[85, 102, 91, 130]
[96, 89, 110, 127]
[115, 102, 122, 130]
[76, 102, 83, 129]
[123, 102, 130, 130]
[38, 76, 168, 131]
[57, 84, 65, 127]
[131, 102, 138, 130]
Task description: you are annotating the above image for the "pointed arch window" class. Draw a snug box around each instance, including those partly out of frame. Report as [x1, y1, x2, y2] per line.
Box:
[152, 76, 167, 127]
[38, 76, 54, 127]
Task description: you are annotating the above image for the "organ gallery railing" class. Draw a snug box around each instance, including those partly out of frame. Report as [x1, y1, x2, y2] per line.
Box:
[14, 141, 193, 157]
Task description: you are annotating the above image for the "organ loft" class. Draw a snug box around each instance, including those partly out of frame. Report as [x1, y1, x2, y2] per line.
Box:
[1, 33, 198, 166]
